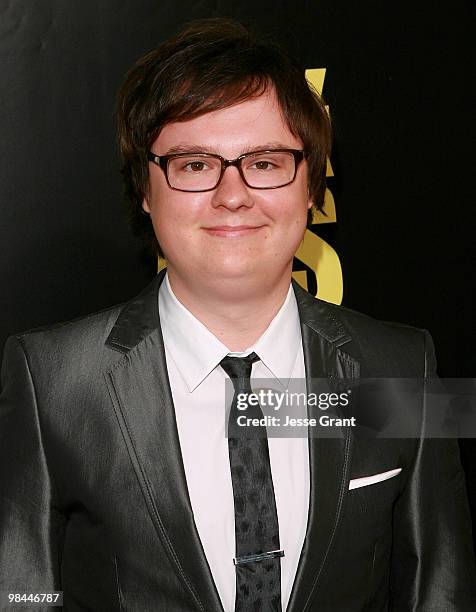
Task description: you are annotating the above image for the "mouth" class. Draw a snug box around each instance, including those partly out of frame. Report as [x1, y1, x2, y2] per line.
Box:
[202, 225, 265, 237]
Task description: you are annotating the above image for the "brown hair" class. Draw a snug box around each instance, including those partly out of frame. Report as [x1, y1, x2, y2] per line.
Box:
[117, 18, 332, 254]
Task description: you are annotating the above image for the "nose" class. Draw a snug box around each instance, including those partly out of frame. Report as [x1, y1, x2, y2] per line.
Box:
[210, 164, 254, 210]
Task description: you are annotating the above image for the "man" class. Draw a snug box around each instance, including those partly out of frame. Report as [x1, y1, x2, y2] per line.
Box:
[0, 18, 474, 612]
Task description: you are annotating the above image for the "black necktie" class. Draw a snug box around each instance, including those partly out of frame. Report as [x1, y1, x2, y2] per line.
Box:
[220, 353, 283, 612]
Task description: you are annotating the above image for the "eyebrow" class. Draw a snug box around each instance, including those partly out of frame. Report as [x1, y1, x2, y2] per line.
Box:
[162, 142, 297, 156]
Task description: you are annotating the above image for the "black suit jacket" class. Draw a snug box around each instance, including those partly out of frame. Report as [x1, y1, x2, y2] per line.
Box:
[1, 271, 475, 611]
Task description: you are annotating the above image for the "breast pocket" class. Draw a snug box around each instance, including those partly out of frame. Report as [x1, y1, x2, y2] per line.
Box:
[349, 467, 402, 490]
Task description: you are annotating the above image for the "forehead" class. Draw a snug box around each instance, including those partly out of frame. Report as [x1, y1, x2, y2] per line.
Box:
[153, 88, 302, 157]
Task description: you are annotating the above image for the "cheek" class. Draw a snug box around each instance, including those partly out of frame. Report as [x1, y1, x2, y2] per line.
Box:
[149, 194, 207, 247]
[279, 196, 310, 228]
[149, 187, 196, 223]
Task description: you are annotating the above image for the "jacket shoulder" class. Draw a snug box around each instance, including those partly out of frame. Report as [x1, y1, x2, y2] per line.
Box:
[310, 296, 435, 376]
[13, 303, 123, 353]
[3, 304, 126, 386]
[324, 299, 428, 340]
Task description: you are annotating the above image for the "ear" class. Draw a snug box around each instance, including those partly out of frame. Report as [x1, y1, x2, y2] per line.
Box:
[142, 197, 151, 214]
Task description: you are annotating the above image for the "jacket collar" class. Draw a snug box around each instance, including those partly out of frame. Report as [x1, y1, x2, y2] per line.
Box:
[291, 278, 352, 347]
[105, 271, 164, 353]
[106, 270, 353, 354]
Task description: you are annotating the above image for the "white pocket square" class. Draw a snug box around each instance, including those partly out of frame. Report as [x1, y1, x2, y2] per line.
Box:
[349, 468, 402, 490]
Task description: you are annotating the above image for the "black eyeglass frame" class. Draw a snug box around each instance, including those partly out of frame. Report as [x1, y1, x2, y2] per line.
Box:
[147, 148, 305, 192]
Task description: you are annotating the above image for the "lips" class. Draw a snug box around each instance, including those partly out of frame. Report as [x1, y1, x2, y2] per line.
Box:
[202, 225, 265, 237]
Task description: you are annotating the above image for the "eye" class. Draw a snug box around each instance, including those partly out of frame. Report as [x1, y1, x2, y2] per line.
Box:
[251, 160, 276, 171]
[245, 153, 285, 171]
[183, 160, 208, 172]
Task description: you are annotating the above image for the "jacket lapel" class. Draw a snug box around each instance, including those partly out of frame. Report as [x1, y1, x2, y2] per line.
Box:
[104, 270, 224, 612]
[104, 273, 360, 612]
[287, 282, 360, 612]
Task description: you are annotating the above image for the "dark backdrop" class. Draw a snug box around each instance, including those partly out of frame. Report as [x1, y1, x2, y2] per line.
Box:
[1, 0, 474, 545]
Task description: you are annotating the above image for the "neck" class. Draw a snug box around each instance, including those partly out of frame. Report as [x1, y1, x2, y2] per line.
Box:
[167, 268, 292, 352]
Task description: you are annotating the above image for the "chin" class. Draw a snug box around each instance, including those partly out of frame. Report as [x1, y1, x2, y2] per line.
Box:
[200, 256, 258, 279]
[209, 263, 255, 279]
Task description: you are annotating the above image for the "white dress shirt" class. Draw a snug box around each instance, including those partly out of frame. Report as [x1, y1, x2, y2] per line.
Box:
[158, 274, 310, 611]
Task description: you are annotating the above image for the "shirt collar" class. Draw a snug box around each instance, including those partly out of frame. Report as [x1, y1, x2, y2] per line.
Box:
[251, 284, 301, 382]
[159, 273, 301, 392]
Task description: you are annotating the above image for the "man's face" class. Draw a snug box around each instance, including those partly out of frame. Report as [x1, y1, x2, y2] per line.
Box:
[144, 87, 312, 290]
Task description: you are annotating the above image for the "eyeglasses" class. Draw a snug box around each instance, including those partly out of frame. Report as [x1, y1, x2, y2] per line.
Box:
[147, 148, 305, 192]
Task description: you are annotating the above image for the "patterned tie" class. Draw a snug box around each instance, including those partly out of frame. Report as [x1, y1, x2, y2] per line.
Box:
[220, 353, 283, 612]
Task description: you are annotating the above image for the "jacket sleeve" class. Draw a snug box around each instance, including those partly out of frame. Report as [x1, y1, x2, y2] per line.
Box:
[0, 335, 65, 598]
[389, 330, 476, 610]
